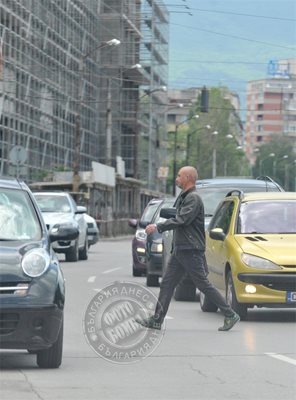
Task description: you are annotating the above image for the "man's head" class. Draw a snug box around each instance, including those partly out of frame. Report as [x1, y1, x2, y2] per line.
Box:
[176, 166, 198, 191]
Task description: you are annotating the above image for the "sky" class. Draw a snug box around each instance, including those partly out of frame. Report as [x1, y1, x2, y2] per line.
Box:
[165, 0, 296, 117]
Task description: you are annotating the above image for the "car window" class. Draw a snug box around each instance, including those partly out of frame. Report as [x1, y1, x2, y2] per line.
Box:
[35, 194, 72, 213]
[140, 201, 161, 224]
[209, 201, 235, 234]
[0, 189, 41, 240]
[153, 199, 175, 224]
[238, 200, 296, 234]
[198, 184, 280, 217]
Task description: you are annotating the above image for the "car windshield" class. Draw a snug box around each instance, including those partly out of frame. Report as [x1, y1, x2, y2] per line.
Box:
[35, 194, 71, 213]
[238, 200, 296, 234]
[0, 189, 41, 241]
[140, 201, 161, 224]
[154, 200, 175, 224]
[198, 185, 280, 216]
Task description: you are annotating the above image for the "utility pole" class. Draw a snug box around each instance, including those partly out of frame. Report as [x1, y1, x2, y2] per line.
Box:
[106, 78, 112, 166]
[71, 39, 120, 197]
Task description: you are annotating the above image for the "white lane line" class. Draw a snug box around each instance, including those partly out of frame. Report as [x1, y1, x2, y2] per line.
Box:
[102, 267, 122, 275]
[265, 353, 296, 366]
[88, 276, 96, 283]
[165, 316, 174, 320]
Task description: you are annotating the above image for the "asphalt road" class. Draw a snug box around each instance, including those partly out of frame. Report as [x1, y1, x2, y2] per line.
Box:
[1, 239, 296, 400]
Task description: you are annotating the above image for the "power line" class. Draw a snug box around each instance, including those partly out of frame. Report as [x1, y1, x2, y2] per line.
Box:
[170, 22, 296, 50]
[188, 7, 296, 22]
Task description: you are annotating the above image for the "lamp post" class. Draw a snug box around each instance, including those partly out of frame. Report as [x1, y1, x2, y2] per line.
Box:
[105, 63, 142, 167]
[259, 152, 275, 175]
[186, 124, 211, 164]
[272, 154, 288, 178]
[72, 38, 120, 197]
[145, 86, 167, 189]
[211, 131, 219, 178]
[172, 114, 199, 195]
[223, 134, 234, 176]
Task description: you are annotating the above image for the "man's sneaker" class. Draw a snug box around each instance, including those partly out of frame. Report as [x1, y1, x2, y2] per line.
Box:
[135, 316, 162, 330]
[218, 312, 240, 331]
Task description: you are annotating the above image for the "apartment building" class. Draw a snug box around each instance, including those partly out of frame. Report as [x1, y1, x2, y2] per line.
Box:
[245, 59, 296, 165]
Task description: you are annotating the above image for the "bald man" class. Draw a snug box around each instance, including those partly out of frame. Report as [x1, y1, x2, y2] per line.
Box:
[135, 166, 240, 332]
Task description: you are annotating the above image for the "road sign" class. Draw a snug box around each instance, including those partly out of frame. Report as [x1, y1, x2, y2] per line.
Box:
[9, 145, 27, 165]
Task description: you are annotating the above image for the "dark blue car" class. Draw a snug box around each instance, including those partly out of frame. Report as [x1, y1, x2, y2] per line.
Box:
[0, 177, 78, 368]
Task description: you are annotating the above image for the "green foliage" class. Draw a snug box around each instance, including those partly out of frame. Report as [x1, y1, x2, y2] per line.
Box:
[253, 137, 296, 190]
[166, 87, 248, 192]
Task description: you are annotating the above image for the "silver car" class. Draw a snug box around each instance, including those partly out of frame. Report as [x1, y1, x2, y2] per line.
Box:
[33, 192, 88, 262]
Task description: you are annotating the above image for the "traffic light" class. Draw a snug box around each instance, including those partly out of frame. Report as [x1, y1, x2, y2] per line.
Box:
[200, 86, 209, 113]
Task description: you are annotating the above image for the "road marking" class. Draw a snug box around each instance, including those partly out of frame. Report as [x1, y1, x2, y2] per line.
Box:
[102, 267, 122, 274]
[265, 353, 296, 366]
[88, 276, 96, 283]
[165, 316, 174, 320]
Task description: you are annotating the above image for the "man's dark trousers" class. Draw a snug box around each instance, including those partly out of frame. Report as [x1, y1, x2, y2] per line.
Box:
[154, 249, 233, 324]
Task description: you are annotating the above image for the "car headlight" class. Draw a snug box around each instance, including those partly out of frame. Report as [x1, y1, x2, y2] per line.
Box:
[241, 253, 281, 270]
[136, 229, 147, 241]
[22, 248, 50, 277]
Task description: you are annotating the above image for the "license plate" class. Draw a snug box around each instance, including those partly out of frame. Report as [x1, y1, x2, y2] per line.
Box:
[287, 292, 296, 302]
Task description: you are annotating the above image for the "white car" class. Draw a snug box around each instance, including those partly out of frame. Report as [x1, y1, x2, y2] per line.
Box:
[33, 192, 88, 262]
[84, 213, 100, 247]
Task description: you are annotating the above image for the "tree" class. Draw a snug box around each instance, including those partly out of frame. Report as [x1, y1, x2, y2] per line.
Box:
[253, 137, 296, 190]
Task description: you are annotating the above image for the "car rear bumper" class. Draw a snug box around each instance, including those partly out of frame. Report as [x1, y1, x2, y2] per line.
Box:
[0, 305, 63, 350]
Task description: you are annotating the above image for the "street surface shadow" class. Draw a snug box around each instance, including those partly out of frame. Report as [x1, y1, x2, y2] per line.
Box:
[246, 308, 296, 323]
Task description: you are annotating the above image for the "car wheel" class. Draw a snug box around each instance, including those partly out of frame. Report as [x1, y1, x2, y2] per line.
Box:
[226, 272, 248, 320]
[199, 291, 218, 312]
[79, 237, 88, 260]
[174, 281, 197, 301]
[36, 320, 63, 368]
[146, 274, 159, 287]
[65, 239, 79, 262]
[133, 265, 142, 277]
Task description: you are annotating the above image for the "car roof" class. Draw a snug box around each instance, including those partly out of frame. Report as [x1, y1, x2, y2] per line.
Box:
[33, 191, 70, 197]
[196, 177, 282, 190]
[240, 192, 296, 202]
[0, 177, 29, 191]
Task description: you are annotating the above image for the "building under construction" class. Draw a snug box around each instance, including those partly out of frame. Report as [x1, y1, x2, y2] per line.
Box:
[0, 0, 169, 191]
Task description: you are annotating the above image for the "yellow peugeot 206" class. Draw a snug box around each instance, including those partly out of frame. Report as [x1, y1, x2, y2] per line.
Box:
[201, 191, 296, 320]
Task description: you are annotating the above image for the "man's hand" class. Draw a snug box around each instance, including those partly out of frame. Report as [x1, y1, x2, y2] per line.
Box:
[145, 224, 157, 235]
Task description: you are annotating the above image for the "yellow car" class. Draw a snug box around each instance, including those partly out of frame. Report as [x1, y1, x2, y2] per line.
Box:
[201, 192, 296, 320]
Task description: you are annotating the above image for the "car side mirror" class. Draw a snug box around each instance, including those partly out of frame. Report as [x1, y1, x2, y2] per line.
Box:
[76, 206, 87, 214]
[128, 218, 138, 229]
[49, 224, 79, 243]
[209, 228, 226, 241]
[160, 207, 176, 219]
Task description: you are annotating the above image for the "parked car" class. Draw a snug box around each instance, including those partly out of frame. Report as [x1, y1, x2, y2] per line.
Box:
[0, 177, 78, 368]
[129, 198, 163, 276]
[202, 191, 296, 320]
[162, 176, 284, 301]
[84, 213, 100, 247]
[33, 191, 88, 262]
[146, 198, 175, 287]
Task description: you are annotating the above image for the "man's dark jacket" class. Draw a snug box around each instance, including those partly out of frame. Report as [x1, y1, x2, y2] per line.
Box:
[156, 186, 205, 251]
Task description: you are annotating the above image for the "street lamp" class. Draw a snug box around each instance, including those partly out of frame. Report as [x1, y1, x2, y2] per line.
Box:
[172, 114, 199, 195]
[211, 131, 219, 178]
[145, 86, 167, 189]
[186, 124, 211, 164]
[259, 153, 275, 175]
[72, 38, 121, 197]
[273, 154, 288, 178]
